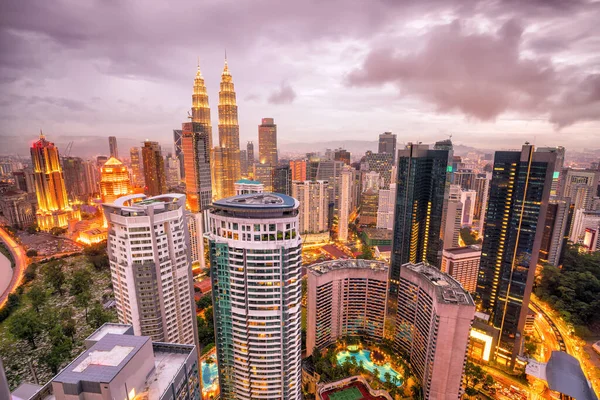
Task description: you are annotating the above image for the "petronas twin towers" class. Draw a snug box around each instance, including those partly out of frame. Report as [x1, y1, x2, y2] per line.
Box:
[188, 57, 241, 206]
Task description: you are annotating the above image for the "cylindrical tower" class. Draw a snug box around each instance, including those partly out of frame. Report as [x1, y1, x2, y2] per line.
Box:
[206, 193, 302, 400]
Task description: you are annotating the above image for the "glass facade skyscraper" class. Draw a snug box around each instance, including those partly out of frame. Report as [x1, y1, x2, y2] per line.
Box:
[476, 144, 555, 365]
[206, 193, 302, 400]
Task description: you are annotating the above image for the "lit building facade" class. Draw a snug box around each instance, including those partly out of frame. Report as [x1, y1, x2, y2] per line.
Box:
[376, 183, 396, 230]
[0, 190, 36, 229]
[247, 141, 255, 165]
[235, 179, 264, 195]
[441, 187, 463, 250]
[183, 121, 212, 212]
[334, 148, 351, 165]
[477, 144, 555, 366]
[100, 157, 131, 204]
[290, 160, 307, 182]
[30, 132, 80, 231]
[338, 166, 354, 242]
[307, 259, 388, 352]
[360, 189, 378, 226]
[214, 58, 241, 200]
[363, 151, 394, 189]
[474, 172, 491, 234]
[395, 262, 475, 398]
[539, 199, 573, 266]
[129, 147, 143, 187]
[253, 163, 275, 192]
[388, 143, 450, 336]
[142, 141, 167, 196]
[537, 146, 565, 197]
[206, 193, 302, 400]
[102, 194, 197, 346]
[441, 246, 481, 293]
[258, 118, 278, 166]
[292, 180, 329, 243]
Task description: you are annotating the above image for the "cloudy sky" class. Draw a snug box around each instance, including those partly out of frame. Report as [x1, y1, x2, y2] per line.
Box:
[1, 0, 599, 155]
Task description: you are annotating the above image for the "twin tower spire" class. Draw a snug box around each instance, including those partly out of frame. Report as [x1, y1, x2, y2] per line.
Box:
[191, 56, 241, 201]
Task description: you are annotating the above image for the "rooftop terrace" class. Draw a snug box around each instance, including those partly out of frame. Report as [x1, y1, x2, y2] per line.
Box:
[403, 262, 474, 306]
[308, 259, 388, 276]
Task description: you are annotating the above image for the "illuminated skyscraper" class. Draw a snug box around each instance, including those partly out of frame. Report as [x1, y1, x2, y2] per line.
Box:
[388, 143, 450, 336]
[130, 147, 143, 187]
[142, 141, 167, 196]
[100, 157, 131, 204]
[207, 193, 302, 400]
[30, 131, 80, 230]
[247, 141, 254, 164]
[183, 121, 212, 212]
[214, 57, 241, 200]
[292, 180, 329, 243]
[258, 118, 278, 166]
[108, 136, 119, 159]
[476, 144, 555, 366]
[290, 160, 307, 181]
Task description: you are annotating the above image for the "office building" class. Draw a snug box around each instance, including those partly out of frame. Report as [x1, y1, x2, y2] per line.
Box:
[206, 193, 302, 400]
[108, 136, 119, 159]
[376, 183, 396, 230]
[0, 190, 36, 229]
[477, 144, 555, 366]
[460, 189, 477, 226]
[292, 180, 329, 243]
[474, 173, 491, 233]
[307, 259, 388, 352]
[182, 121, 213, 212]
[258, 118, 278, 166]
[214, 58, 241, 199]
[102, 194, 197, 345]
[273, 165, 291, 195]
[561, 168, 600, 217]
[338, 167, 354, 241]
[334, 148, 351, 165]
[62, 156, 89, 201]
[378, 132, 397, 163]
[173, 129, 185, 180]
[253, 163, 275, 192]
[538, 146, 565, 197]
[130, 147, 144, 187]
[360, 189, 378, 225]
[235, 179, 264, 195]
[47, 323, 199, 400]
[165, 153, 181, 187]
[570, 209, 600, 252]
[142, 141, 167, 196]
[100, 157, 131, 204]
[363, 151, 394, 189]
[395, 262, 475, 398]
[539, 199, 573, 266]
[13, 167, 35, 193]
[83, 160, 99, 195]
[290, 160, 307, 181]
[441, 185, 462, 251]
[363, 170, 380, 192]
[187, 212, 205, 267]
[246, 141, 255, 164]
[454, 170, 475, 190]
[316, 160, 345, 220]
[240, 149, 248, 176]
[441, 246, 481, 292]
[30, 131, 80, 231]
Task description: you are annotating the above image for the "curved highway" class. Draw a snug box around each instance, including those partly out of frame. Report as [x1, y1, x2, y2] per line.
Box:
[0, 226, 27, 308]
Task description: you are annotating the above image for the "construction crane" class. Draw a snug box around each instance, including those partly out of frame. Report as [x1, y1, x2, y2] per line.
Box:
[65, 141, 74, 157]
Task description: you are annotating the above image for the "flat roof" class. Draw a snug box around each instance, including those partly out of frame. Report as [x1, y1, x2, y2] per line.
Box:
[53, 334, 149, 385]
[142, 349, 189, 399]
[213, 193, 297, 209]
[363, 228, 392, 240]
[403, 262, 474, 306]
[546, 351, 598, 400]
[87, 323, 132, 342]
[443, 246, 481, 255]
[308, 259, 388, 276]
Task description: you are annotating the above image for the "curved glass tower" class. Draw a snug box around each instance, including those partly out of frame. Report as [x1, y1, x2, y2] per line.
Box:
[206, 193, 302, 400]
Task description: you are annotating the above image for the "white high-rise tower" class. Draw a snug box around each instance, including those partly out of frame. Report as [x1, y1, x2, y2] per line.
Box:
[102, 193, 197, 346]
[206, 193, 302, 400]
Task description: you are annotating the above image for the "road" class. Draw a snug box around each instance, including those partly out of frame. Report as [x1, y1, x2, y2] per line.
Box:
[0, 226, 28, 308]
[530, 295, 600, 396]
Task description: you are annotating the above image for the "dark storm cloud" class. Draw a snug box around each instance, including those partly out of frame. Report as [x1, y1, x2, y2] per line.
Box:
[550, 74, 600, 127]
[347, 19, 556, 121]
[268, 82, 296, 105]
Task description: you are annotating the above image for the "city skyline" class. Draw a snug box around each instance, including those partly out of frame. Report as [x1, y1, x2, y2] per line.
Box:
[2, 1, 600, 154]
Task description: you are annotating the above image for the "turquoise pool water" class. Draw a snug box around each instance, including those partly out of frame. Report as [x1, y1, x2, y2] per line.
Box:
[336, 349, 403, 386]
[201, 354, 219, 394]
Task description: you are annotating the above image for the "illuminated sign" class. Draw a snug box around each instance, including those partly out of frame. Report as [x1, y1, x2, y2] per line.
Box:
[553, 171, 560, 179]
[447, 166, 453, 173]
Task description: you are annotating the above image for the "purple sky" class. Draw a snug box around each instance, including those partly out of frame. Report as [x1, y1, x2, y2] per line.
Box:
[1, 0, 600, 153]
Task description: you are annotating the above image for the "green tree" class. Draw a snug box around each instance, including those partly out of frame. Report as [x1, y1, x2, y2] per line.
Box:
[8, 310, 43, 348]
[70, 268, 92, 296]
[44, 325, 73, 374]
[23, 263, 38, 283]
[27, 284, 48, 312]
[75, 290, 92, 321]
[26, 249, 38, 257]
[88, 302, 111, 328]
[45, 261, 66, 295]
[59, 307, 77, 339]
[196, 295, 212, 311]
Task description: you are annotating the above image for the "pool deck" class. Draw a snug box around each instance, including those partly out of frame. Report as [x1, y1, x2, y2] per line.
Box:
[337, 349, 403, 386]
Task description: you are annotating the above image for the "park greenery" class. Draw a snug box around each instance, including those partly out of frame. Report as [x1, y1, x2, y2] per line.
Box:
[463, 362, 495, 398]
[0, 253, 116, 389]
[196, 294, 215, 355]
[459, 227, 481, 246]
[535, 244, 600, 335]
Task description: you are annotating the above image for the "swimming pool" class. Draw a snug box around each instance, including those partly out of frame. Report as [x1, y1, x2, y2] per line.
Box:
[336, 349, 403, 386]
[201, 353, 219, 398]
